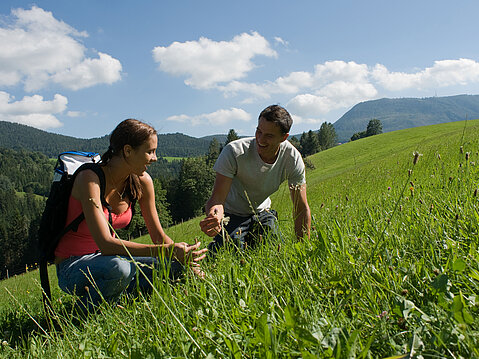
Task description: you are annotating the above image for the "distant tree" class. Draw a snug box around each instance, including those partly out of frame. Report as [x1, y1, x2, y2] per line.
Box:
[225, 129, 240, 146]
[299, 130, 321, 157]
[317, 122, 338, 150]
[366, 119, 383, 137]
[350, 131, 366, 142]
[288, 136, 300, 150]
[153, 178, 172, 228]
[206, 138, 221, 166]
[169, 157, 215, 221]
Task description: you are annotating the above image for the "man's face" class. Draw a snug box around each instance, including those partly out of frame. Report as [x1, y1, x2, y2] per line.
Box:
[255, 117, 288, 162]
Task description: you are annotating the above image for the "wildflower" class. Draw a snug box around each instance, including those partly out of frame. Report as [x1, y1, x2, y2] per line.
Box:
[412, 151, 422, 165]
[377, 311, 388, 319]
[2, 340, 8, 347]
[433, 268, 440, 276]
[387, 186, 391, 191]
[409, 186, 414, 192]
[408, 169, 412, 176]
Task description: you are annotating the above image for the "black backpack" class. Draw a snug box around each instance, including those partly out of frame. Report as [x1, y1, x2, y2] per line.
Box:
[38, 151, 112, 306]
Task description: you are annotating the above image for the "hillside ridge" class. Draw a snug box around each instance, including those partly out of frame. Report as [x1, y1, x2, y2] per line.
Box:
[333, 94, 479, 142]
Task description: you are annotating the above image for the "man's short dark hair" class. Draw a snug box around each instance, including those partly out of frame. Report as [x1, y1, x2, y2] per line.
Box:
[259, 105, 293, 134]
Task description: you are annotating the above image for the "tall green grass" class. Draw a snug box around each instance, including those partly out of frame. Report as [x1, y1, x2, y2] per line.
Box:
[1, 120, 478, 358]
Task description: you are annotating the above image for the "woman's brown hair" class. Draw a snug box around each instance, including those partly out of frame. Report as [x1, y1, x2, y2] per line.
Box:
[101, 119, 157, 201]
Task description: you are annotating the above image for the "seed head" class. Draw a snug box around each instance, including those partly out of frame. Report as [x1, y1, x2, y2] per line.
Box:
[412, 151, 422, 165]
[466, 152, 470, 160]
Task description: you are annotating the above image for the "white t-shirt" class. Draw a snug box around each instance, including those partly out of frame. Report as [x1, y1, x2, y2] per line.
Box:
[213, 137, 306, 216]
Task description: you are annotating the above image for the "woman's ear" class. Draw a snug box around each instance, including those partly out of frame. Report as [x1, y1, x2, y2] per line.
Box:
[123, 144, 133, 158]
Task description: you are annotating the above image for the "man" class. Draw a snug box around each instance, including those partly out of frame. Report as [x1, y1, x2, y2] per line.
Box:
[200, 105, 311, 252]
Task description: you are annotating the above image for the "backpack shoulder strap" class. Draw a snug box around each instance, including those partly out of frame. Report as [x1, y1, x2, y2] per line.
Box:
[69, 163, 113, 231]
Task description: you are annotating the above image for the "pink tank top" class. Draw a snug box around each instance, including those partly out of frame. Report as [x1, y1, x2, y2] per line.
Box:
[54, 195, 133, 258]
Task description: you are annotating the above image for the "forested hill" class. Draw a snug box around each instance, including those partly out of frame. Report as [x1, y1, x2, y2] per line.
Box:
[0, 121, 212, 158]
[333, 94, 479, 142]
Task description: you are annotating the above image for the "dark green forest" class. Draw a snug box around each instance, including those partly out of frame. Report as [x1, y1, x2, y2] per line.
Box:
[0, 121, 212, 158]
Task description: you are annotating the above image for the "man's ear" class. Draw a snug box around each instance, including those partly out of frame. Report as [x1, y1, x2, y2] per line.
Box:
[281, 133, 290, 142]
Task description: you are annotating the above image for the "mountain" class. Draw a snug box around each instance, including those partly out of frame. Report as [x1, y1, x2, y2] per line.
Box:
[0, 121, 211, 158]
[333, 94, 479, 142]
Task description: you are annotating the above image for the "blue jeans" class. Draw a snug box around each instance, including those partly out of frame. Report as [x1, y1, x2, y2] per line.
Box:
[56, 253, 182, 309]
[208, 209, 281, 254]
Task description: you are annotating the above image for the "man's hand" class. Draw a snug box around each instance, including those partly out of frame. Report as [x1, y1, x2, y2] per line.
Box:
[199, 205, 224, 237]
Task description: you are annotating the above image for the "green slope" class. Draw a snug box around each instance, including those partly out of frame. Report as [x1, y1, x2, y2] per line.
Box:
[1, 120, 478, 357]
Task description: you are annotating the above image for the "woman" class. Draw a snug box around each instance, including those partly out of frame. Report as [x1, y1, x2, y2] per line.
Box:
[54, 119, 206, 309]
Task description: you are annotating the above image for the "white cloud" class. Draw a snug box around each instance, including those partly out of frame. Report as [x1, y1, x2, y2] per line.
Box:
[166, 107, 251, 126]
[52, 52, 122, 90]
[372, 58, 479, 91]
[0, 91, 67, 128]
[152, 32, 277, 89]
[66, 111, 84, 117]
[274, 37, 288, 46]
[0, 6, 122, 91]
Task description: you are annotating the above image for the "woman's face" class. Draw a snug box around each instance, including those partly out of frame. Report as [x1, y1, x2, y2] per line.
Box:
[126, 134, 158, 175]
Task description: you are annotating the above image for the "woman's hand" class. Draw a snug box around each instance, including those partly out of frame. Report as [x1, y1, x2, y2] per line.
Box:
[172, 241, 207, 265]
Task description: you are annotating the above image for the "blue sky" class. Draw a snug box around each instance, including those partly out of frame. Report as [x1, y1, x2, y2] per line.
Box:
[1, 1, 479, 139]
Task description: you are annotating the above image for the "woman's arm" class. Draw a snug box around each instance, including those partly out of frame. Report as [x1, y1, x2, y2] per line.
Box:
[73, 170, 206, 263]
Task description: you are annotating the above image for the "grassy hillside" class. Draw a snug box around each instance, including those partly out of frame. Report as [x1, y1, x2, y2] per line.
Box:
[1, 120, 478, 357]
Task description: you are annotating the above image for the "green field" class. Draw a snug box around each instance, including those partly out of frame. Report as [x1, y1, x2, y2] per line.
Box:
[163, 156, 185, 162]
[1, 120, 479, 357]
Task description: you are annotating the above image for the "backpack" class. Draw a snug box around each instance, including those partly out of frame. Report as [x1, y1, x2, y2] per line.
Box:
[38, 151, 111, 306]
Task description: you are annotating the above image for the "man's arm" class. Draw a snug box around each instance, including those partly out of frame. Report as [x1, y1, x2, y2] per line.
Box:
[290, 183, 311, 240]
[200, 173, 233, 237]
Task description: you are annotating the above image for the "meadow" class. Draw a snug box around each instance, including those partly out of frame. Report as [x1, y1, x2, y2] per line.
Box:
[0, 120, 478, 358]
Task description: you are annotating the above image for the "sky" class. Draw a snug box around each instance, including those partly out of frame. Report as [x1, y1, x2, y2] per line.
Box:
[1, 1, 479, 139]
